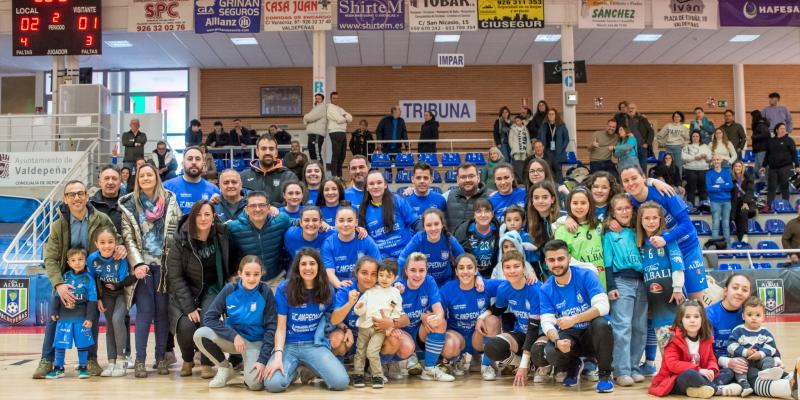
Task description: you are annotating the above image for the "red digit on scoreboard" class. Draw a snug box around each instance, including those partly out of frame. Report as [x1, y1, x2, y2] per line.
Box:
[52, 12, 60, 23]
[20, 17, 40, 32]
[78, 16, 87, 30]
[94, 16, 99, 30]
[84, 35, 94, 47]
[20, 37, 29, 47]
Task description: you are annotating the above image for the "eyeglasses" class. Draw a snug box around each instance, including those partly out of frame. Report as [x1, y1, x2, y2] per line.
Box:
[529, 168, 545, 174]
[247, 203, 269, 210]
[64, 191, 87, 199]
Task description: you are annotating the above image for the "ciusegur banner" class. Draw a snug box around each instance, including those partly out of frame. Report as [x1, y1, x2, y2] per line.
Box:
[264, 0, 334, 31]
[477, 0, 544, 29]
[409, 0, 478, 32]
[195, 0, 262, 33]
[128, 0, 194, 32]
[338, 0, 405, 30]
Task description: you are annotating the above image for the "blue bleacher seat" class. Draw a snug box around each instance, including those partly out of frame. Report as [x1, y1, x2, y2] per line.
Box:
[765, 219, 785, 235]
[720, 263, 742, 271]
[418, 153, 439, 167]
[441, 153, 461, 167]
[371, 153, 391, 168]
[395, 169, 411, 184]
[742, 150, 755, 163]
[773, 199, 794, 213]
[564, 152, 579, 165]
[658, 150, 666, 161]
[383, 169, 393, 183]
[430, 186, 442, 194]
[215, 159, 226, 172]
[445, 170, 458, 183]
[730, 241, 753, 259]
[395, 153, 414, 167]
[757, 240, 782, 258]
[752, 262, 772, 269]
[233, 159, 249, 172]
[465, 152, 486, 166]
[748, 219, 765, 235]
[433, 170, 442, 183]
[693, 220, 711, 236]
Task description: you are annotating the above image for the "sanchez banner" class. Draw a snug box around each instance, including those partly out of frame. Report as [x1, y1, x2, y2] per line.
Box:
[195, 0, 262, 33]
[578, 0, 644, 29]
[409, 0, 478, 32]
[128, 0, 194, 32]
[719, 0, 800, 27]
[652, 0, 718, 29]
[264, 0, 334, 31]
[337, 0, 405, 30]
[400, 100, 476, 123]
[477, 0, 544, 29]
[0, 152, 84, 187]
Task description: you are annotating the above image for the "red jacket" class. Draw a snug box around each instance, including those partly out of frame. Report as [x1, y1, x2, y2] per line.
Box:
[649, 328, 720, 397]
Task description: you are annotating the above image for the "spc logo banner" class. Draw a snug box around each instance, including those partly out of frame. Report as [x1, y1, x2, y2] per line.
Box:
[264, 0, 334, 31]
[409, 0, 478, 32]
[195, 0, 262, 33]
[651, 0, 718, 29]
[578, 0, 644, 29]
[128, 0, 195, 32]
[477, 0, 544, 29]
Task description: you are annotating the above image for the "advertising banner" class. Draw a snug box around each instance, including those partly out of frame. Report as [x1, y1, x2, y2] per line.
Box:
[264, 0, 334, 31]
[578, 0, 644, 29]
[708, 269, 800, 315]
[409, 0, 478, 32]
[337, 0, 405, 30]
[128, 0, 194, 32]
[400, 100, 476, 123]
[719, 0, 800, 27]
[195, 0, 261, 33]
[652, 0, 718, 29]
[477, 0, 544, 29]
[0, 152, 84, 187]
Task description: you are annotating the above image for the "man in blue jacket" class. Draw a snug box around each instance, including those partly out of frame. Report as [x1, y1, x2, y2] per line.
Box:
[375, 107, 409, 155]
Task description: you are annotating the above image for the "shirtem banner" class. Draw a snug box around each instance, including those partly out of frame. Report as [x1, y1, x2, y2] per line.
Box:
[195, 0, 262, 33]
[652, 0, 718, 29]
[719, 0, 800, 27]
[578, 0, 644, 29]
[264, 0, 334, 31]
[128, 0, 194, 32]
[337, 0, 405, 30]
[477, 0, 544, 29]
[409, 0, 478, 32]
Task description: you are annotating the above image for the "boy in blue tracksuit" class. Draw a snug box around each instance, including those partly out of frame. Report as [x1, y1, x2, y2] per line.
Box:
[706, 154, 734, 245]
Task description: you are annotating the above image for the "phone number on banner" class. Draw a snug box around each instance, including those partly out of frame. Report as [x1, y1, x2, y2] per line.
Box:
[136, 23, 187, 32]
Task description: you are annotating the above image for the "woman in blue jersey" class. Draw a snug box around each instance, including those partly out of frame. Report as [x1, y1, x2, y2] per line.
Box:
[489, 163, 527, 221]
[263, 248, 349, 392]
[321, 205, 382, 289]
[278, 181, 306, 222]
[315, 177, 345, 228]
[398, 209, 465, 286]
[193, 256, 277, 390]
[454, 198, 500, 278]
[302, 161, 325, 205]
[283, 207, 333, 257]
[358, 170, 419, 259]
[526, 180, 561, 280]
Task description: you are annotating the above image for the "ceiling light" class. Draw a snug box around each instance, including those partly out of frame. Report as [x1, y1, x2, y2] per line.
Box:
[231, 37, 258, 45]
[633, 34, 662, 42]
[434, 34, 460, 43]
[333, 35, 358, 44]
[730, 34, 760, 42]
[104, 40, 133, 48]
[535, 34, 561, 42]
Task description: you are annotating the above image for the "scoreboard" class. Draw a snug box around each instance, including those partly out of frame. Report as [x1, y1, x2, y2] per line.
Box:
[12, 0, 102, 56]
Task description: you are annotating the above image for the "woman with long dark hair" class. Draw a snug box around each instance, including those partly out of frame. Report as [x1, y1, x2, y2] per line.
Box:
[494, 106, 513, 161]
[730, 160, 756, 242]
[419, 111, 439, 154]
[398, 208, 465, 286]
[538, 107, 570, 182]
[302, 160, 325, 205]
[358, 170, 419, 259]
[316, 177, 346, 227]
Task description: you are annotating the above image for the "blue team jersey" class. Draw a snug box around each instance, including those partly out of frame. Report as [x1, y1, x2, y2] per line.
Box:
[364, 194, 418, 259]
[333, 286, 362, 330]
[629, 187, 700, 253]
[399, 275, 442, 338]
[320, 234, 382, 281]
[163, 176, 222, 214]
[307, 189, 319, 205]
[465, 222, 497, 275]
[439, 279, 502, 335]
[223, 281, 269, 342]
[320, 205, 339, 226]
[86, 251, 129, 285]
[706, 301, 744, 359]
[489, 187, 526, 221]
[596, 205, 607, 221]
[284, 226, 331, 257]
[641, 239, 684, 328]
[274, 281, 333, 343]
[279, 207, 302, 222]
[539, 266, 607, 330]
[495, 280, 542, 333]
[398, 232, 464, 286]
[58, 269, 98, 305]
[403, 191, 447, 215]
[344, 186, 364, 209]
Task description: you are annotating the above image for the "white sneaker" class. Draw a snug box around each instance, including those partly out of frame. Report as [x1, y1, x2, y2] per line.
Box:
[534, 366, 553, 383]
[124, 356, 135, 369]
[481, 365, 496, 381]
[451, 353, 472, 377]
[101, 363, 115, 377]
[209, 367, 233, 388]
[555, 370, 567, 383]
[420, 366, 455, 382]
[112, 362, 127, 377]
[585, 368, 600, 382]
[384, 361, 405, 380]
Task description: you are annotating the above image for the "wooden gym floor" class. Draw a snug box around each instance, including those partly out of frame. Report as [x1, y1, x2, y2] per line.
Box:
[0, 320, 798, 400]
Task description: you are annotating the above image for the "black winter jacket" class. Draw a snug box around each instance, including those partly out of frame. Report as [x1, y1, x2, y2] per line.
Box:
[751, 119, 771, 153]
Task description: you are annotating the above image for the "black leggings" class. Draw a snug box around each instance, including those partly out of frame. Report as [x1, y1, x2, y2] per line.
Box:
[542, 317, 613, 377]
[672, 369, 717, 395]
[175, 290, 217, 365]
[685, 169, 708, 206]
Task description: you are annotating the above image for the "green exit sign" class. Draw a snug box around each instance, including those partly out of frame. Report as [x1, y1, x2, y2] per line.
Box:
[717, 100, 727, 108]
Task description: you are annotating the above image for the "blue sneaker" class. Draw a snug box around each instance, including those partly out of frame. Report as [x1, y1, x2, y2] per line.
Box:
[639, 362, 657, 377]
[596, 377, 614, 393]
[78, 367, 90, 379]
[563, 359, 584, 387]
[46, 367, 65, 379]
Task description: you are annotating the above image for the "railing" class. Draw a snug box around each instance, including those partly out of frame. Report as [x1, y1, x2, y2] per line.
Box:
[367, 138, 495, 154]
[702, 248, 800, 270]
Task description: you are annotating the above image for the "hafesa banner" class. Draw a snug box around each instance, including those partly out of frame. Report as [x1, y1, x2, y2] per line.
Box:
[263, 0, 334, 31]
[128, 0, 194, 32]
[408, 0, 478, 32]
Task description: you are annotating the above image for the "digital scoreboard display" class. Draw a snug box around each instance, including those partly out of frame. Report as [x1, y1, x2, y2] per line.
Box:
[12, 0, 102, 56]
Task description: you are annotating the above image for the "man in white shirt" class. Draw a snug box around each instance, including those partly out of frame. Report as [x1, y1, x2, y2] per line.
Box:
[303, 93, 327, 161]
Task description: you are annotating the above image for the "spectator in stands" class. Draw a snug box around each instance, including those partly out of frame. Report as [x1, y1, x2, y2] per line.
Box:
[762, 92, 793, 133]
[539, 107, 569, 183]
[128, 157, 147, 193]
[205, 121, 227, 148]
[683, 130, 712, 209]
[589, 119, 619, 176]
[720, 110, 746, 158]
[283, 140, 307, 179]
[197, 144, 217, 180]
[656, 111, 689, 173]
[528, 100, 549, 141]
[376, 106, 409, 156]
[214, 169, 247, 222]
[326, 91, 352, 177]
[445, 162, 489, 232]
[614, 101, 628, 130]
[711, 128, 738, 167]
[418, 111, 439, 154]
[120, 167, 130, 194]
[781, 204, 800, 265]
[303, 93, 327, 161]
[652, 153, 683, 196]
[268, 125, 292, 159]
[185, 119, 202, 147]
[707, 154, 734, 245]
[227, 118, 252, 146]
[239, 133, 298, 207]
[91, 165, 124, 232]
[622, 103, 654, 171]
[614, 123, 639, 173]
[690, 107, 715, 145]
[730, 161, 755, 242]
[761, 123, 800, 212]
[526, 140, 559, 182]
[122, 118, 147, 175]
[751, 110, 771, 183]
[164, 147, 222, 215]
[493, 106, 513, 161]
[509, 115, 531, 182]
[481, 146, 503, 192]
[152, 140, 178, 182]
[349, 119, 374, 157]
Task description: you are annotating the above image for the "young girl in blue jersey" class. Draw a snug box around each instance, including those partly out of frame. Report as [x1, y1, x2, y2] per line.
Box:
[439, 254, 502, 377]
[47, 248, 98, 379]
[303, 161, 325, 205]
[398, 209, 465, 286]
[359, 170, 419, 259]
[500, 205, 537, 264]
[87, 227, 135, 377]
[278, 181, 306, 222]
[489, 163, 527, 221]
[586, 172, 620, 221]
[316, 177, 346, 228]
[454, 198, 500, 277]
[526, 181, 562, 280]
[193, 256, 278, 390]
[602, 194, 646, 386]
[263, 248, 349, 392]
[283, 207, 333, 257]
[554, 188, 606, 287]
[321, 205, 382, 289]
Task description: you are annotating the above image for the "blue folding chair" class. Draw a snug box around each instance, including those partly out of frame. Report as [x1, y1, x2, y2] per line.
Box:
[215, 159, 226, 172]
[757, 240, 782, 258]
[564, 152, 579, 165]
[724, 241, 751, 259]
[441, 153, 461, 167]
[765, 219, 785, 235]
[395, 153, 414, 167]
[430, 186, 443, 194]
[773, 200, 794, 213]
[433, 170, 442, 183]
[752, 262, 772, 269]
[445, 170, 458, 183]
[748, 219, 765, 235]
[693, 220, 711, 236]
[720, 263, 742, 271]
[383, 169, 393, 184]
[418, 153, 439, 167]
[742, 150, 755, 163]
[465, 152, 486, 166]
[371, 153, 391, 168]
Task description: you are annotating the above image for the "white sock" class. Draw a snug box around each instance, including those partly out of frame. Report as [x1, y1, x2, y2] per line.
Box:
[754, 377, 793, 399]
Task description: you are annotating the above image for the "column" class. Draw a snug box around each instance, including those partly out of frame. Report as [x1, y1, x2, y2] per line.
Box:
[560, 24, 577, 152]
[532, 63, 544, 104]
[733, 64, 746, 127]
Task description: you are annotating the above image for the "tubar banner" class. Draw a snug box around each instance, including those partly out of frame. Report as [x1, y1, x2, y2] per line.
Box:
[409, 0, 478, 32]
[652, 0, 718, 29]
[195, 0, 262, 33]
[128, 0, 194, 32]
[578, 0, 644, 29]
[264, 0, 334, 31]
[337, 0, 405, 30]
[477, 0, 544, 29]
[719, 0, 800, 27]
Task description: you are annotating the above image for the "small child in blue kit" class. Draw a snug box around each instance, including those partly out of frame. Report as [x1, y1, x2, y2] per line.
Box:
[47, 248, 98, 379]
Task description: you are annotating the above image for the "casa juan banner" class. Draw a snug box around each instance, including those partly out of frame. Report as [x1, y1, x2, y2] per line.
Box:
[651, 0, 718, 29]
[409, 0, 478, 32]
[195, 0, 262, 33]
[264, 0, 334, 31]
[477, 0, 544, 29]
[719, 0, 800, 26]
[337, 0, 405, 30]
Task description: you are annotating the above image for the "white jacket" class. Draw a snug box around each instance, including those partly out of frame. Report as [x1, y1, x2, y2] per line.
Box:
[326, 103, 352, 133]
[710, 140, 738, 165]
[682, 143, 712, 171]
[303, 103, 327, 135]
